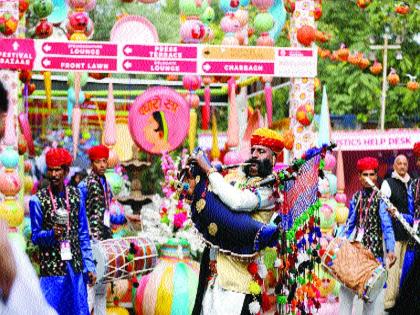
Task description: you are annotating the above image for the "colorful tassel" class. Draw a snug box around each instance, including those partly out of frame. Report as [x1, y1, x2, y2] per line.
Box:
[264, 82, 273, 127]
[202, 85, 211, 130]
[43, 71, 52, 111]
[72, 106, 81, 159]
[211, 111, 220, 160]
[188, 109, 197, 154]
[226, 77, 239, 148]
[104, 81, 117, 147]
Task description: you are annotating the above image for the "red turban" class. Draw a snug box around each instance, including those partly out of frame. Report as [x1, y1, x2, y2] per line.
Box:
[250, 128, 284, 154]
[413, 142, 420, 157]
[46, 148, 73, 168]
[87, 145, 109, 161]
[357, 157, 379, 172]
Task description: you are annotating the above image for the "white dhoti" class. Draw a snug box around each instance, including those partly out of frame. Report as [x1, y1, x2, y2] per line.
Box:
[88, 282, 107, 315]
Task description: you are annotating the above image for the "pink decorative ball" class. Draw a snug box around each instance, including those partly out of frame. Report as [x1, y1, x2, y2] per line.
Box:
[252, 0, 274, 11]
[180, 19, 206, 44]
[67, 0, 96, 11]
[185, 93, 200, 109]
[256, 33, 274, 46]
[223, 150, 244, 165]
[0, 170, 22, 196]
[234, 8, 249, 27]
[324, 153, 336, 171]
[220, 14, 241, 33]
[182, 75, 202, 91]
[107, 149, 120, 168]
[335, 192, 347, 204]
[222, 36, 240, 46]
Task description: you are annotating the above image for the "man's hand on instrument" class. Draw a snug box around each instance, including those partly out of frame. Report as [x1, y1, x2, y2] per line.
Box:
[87, 272, 97, 287]
[188, 154, 212, 174]
[125, 213, 141, 223]
[53, 224, 66, 241]
[386, 252, 396, 268]
[387, 207, 397, 218]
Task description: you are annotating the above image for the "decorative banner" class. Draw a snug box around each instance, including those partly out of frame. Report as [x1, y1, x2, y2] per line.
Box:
[0, 38, 317, 77]
[332, 129, 420, 151]
[128, 87, 190, 154]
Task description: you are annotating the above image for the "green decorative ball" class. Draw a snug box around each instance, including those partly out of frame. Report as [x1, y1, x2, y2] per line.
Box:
[105, 169, 123, 196]
[33, 0, 53, 19]
[179, 0, 208, 17]
[200, 6, 215, 24]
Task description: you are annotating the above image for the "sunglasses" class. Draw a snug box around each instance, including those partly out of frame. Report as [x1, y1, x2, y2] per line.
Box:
[362, 172, 376, 176]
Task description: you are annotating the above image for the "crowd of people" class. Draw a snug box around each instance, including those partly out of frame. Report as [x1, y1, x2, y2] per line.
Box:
[0, 73, 419, 315]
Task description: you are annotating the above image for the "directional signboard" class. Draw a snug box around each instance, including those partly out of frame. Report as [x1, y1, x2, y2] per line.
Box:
[0, 38, 317, 78]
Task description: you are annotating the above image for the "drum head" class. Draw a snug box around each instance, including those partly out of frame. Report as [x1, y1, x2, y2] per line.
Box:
[365, 268, 387, 302]
[92, 243, 107, 281]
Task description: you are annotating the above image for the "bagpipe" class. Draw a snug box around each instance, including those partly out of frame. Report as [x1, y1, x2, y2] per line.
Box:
[177, 145, 334, 257]
[177, 148, 280, 257]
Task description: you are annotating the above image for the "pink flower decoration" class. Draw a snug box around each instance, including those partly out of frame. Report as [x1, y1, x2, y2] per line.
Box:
[174, 212, 188, 229]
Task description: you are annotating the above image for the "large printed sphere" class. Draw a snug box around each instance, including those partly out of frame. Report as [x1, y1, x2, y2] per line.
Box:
[325, 173, 337, 195]
[220, 14, 241, 33]
[252, 0, 274, 12]
[134, 242, 199, 315]
[201, 6, 215, 24]
[33, 0, 53, 19]
[0, 169, 22, 196]
[180, 19, 206, 44]
[254, 12, 274, 33]
[335, 203, 349, 225]
[67, 0, 96, 11]
[219, 0, 240, 13]
[324, 153, 336, 171]
[319, 199, 336, 232]
[0, 198, 24, 227]
[296, 104, 314, 126]
[182, 75, 202, 91]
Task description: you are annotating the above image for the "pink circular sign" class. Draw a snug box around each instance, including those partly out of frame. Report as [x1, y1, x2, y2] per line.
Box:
[129, 87, 190, 154]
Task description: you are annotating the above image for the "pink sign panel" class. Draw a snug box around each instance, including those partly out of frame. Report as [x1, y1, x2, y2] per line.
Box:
[0, 38, 36, 71]
[42, 42, 118, 57]
[123, 44, 197, 59]
[278, 48, 313, 57]
[128, 87, 190, 154]
[200, 61, 274, 75]
[122, 59, 197, 74]
[41, 56, 117, 72]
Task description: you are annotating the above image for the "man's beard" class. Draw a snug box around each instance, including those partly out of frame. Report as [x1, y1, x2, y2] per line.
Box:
[243, 158, 273, 178]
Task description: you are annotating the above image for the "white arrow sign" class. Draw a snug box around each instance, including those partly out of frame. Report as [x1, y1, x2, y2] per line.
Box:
[202, 63, 211, 72]
[124, 46, 133, 55]
[123, 61, 132, 69]
[43, 44, 52, 52]
[42, 58, 51, 67]
[12, 42, 19, 51]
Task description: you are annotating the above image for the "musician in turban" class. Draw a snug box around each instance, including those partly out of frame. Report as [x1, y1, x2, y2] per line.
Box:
[192, 128, 283, 315]
[30, 148, 96, 315]
[339, 157, 396, 315]
[391, 143, 420, 315]
[78, 145, 140, 315]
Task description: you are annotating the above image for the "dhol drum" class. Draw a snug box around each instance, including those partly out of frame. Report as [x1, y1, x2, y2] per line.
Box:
[92, 237, 158, 283]
[321, 238, 387, 302]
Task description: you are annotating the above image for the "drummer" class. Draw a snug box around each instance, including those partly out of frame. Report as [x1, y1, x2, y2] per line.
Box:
[339, 157, 396, 315]
[78, 145, 139, 315]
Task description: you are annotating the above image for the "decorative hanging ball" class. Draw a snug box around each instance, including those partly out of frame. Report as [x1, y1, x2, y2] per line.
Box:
[284, 0, 296, 13]
[185, 93, 200, 109]
[252, 0, 274, 12]
[0, 147, 20, 169]
[0, 198, 24, 228]
[180, 18, 206, 43]
[0, 13, 18, 36]
[313, 1, 322, 20]
[24, 175, 34, 194]
[234, 8, 248, 27]
[337, 44, 349, 62]
[296, 104, 314, 126]
[35, 19, 53, 38]
[219, 0, 240, 14]
[106, 307, 129, 315]
[220, 13, 241, 33]
[105, 169, 123, 196]
[18, 138, 27, 155]
[0, 169, 22, 196]
[32, 0, 53, 19]
[387, 68, 400, 86]
[254, 12, 274, 34]
[369, 60, 382, 75]
[19, 0, 30, 18]
[222, 35, 239, 46]
[395, 2, 410, 15]
[24, 160, 32, 173]
[335, 203, 349, 225]
[106, 280, 129, 304]
[356, 0, 371, 9]
[70, 31, 88, 41]
[407, 80, 419, 91]
[296, 25, 315, 47]
[182, 75, 202, 91]
[67, 0, 96, 11]
[180, 0, 209, 17]
[283, 130, 294, 150]
[68, 11, 90, 32]
[107, 149, 120, 169]
[335, 192, 347, 204]
[19, 70, 32, 84]
[256, 32, 274, 46]
[358, 57, 370, 70]
[325, 172, 337, 195]
[201, 6, 215, 24]
[324, 153, 336, 171]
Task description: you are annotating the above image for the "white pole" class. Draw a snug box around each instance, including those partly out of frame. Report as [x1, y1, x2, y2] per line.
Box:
[380, 36, 388, 131]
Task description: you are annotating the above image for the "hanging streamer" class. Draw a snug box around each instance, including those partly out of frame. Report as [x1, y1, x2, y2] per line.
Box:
[188, 109, 197, 154]
[264, 81, 273, 127]
[211, 110, 220, 160]
[226, 77, 239, 148]
[202, 84, 211, 130]
[43, 71, 52, 111]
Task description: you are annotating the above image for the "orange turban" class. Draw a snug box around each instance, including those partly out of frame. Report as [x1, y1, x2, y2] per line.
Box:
[250, 128, 284, 154]
[357, 157, 379, 172]
[413, 142, 420, 157]
[87, 145, 109, 161]
[46, 148, 73, 168]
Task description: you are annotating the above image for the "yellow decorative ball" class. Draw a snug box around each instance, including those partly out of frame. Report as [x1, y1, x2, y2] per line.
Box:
[248, 281, 261, 295]
[24, 175, 34, 194]
[0, 198, 24, 227]
[335, 204, 349, 225]
[106, 307, 129, 315]
[70, 32, 87, 41]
